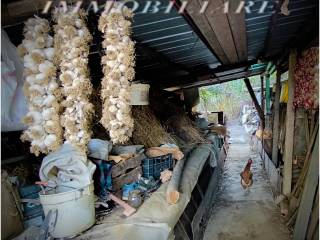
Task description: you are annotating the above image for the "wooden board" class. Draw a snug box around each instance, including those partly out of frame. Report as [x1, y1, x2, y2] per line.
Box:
[293, 135, 319, 240]
[112, 167, 142, 191]
[185, 0, 230, 64]
[306, 186, 319, 240]
[111, 154, 145, 179]
[201, 0, 238, 63]
[271, 69, 281, 165]
[223, 0, 247, 61]
[283, 50, 297, 196]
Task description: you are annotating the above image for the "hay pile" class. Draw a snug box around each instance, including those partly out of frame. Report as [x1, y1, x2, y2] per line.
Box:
[166, 113, 207, 144]
[132, 106, 177, 148]
[209, 125, 228, 136]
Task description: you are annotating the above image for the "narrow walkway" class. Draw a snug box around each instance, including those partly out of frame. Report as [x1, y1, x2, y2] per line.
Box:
[203, 121, 290, 240]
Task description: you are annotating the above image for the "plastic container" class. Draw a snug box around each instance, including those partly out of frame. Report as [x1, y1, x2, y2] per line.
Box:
[142, 154, 173, 179]
[39, 182, 95, 238]
[19, 185, 43, 218]
[130, 84, 150, 105]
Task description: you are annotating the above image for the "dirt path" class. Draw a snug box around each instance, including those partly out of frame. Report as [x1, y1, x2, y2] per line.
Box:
[203, 121, 290, 240]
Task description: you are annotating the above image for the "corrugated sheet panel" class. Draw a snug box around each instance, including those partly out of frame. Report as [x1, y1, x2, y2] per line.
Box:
[132, 1, 219, 68]
[245, 0, 318, 60]
[266, 0, 318, 57]
[245, 0, 274, 60]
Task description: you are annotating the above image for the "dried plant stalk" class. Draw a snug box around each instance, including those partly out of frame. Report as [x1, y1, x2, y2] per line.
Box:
[132, 106, 177, 148]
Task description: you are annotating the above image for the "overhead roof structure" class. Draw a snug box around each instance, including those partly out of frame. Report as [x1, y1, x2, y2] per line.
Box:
[2, 0, 319, 90]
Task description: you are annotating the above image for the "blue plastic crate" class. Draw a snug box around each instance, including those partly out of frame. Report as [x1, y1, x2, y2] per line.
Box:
[142, 154, 173, 179]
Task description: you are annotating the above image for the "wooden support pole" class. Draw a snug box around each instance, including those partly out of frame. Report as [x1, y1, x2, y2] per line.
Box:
[293, 134, 319, 240]
[260, 75, 265, 129]
[271, 69, 281, 166]
[283, 49, 297, 196]
[265, 73, 271, 114]
[244, 78, 264, 124]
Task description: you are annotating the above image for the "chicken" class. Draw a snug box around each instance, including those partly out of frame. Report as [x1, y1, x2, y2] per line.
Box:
[240, 158, 253, 189]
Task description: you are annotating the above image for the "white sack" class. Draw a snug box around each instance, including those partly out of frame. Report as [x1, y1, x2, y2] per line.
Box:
[1, 29, 27, 132]
[87, 139, 112, 160]
[39, 143, 96, 189]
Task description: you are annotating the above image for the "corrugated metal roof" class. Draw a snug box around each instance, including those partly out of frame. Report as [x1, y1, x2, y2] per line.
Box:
[245, 0, 318, 60]
[266, 0, 318, 57]
[132, 2, 219, 69]
[245, 0, 274, 60]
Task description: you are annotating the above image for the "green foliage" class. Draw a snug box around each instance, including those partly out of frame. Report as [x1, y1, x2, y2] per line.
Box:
[198, 77, 260, 119]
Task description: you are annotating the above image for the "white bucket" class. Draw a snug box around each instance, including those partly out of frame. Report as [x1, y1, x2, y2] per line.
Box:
[130, 84, 150, 105]
[39, 182, 95, 238]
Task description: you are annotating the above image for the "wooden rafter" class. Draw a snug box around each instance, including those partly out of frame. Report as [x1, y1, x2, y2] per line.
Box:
[182, 0, 247, 64]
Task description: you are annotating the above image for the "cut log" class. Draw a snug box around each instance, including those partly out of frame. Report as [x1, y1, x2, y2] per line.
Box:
[166, 157, 186, 204]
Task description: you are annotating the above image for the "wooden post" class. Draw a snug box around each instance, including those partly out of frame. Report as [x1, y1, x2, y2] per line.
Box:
[244, 78, 264, 124]
[283, 49, 297, 196]
[293, 134, 319, 240]
[260, 75, 265, 129]
[265, 73, 271, 114]
[271, 69, 281, 166]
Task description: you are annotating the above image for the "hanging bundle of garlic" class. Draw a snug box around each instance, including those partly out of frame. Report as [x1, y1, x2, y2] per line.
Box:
[293, 47, 319, 109]
[53, 8, 94, 152]
[19, 16, 63, 156]
[98, 3, 135, 144]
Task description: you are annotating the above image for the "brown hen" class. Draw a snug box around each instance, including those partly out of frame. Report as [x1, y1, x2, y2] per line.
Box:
[240, 158, 253, 189]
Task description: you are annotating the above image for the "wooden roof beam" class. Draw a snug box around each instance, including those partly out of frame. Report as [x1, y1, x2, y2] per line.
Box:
[179, 0, 247, 64]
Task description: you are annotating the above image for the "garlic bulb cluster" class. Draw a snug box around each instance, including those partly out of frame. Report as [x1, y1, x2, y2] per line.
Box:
[293, 47, 319, 109]
[98, 3, 135, 144]
[53, 8, 94, 152]
[19, 16, 63, 156]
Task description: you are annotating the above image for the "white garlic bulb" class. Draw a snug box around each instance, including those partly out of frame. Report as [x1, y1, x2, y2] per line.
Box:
[53, 7, 94, 153]
[20, 16, 63, 156]
[98, 2, 135, 144]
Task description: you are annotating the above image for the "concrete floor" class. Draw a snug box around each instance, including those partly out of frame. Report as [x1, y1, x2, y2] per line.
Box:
[203, 122, 290, 240]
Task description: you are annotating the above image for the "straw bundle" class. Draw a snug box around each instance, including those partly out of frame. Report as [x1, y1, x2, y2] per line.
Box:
[132, 106, 177, 148]
[209, 125, 228, 136]
[166, 114, 207, 144]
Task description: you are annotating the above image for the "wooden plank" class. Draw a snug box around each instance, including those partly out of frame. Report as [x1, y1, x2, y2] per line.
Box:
[7, 0, 48, 18]
[283, 49, 297, 196]
[271, 69, 281, 166]
[201, 0, 238, 63]
[306, 186, 319, 240]
[111, 154, 145, 178]
[265, 73, 271, 114]
[244, 78, 264, 124]
[224, 0, 247, 61]
[293, 134, 319, 240]
[185, 0, 230, 64]
[260, 75, 265, 129]
[1, 156, 26, 165]
[112, 167, 142, 191]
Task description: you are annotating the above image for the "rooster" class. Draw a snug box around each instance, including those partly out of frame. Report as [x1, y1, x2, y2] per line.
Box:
[240, 158, 253, 189]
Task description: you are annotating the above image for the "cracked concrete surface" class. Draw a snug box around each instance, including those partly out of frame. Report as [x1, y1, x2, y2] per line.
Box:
[203, 122, 290, 240]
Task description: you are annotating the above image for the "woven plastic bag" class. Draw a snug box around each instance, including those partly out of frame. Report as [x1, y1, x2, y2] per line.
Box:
[1, 29, 27, 131]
